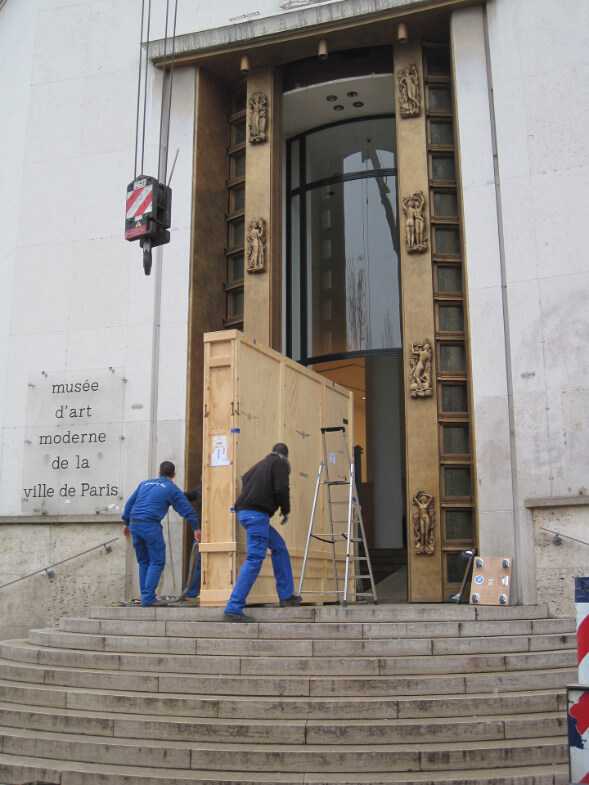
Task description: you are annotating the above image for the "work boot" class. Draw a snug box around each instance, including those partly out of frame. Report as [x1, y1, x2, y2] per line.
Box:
[223, 612, 255, 623]
[279, 594, 303, 608]
[181, 597, 200, 606]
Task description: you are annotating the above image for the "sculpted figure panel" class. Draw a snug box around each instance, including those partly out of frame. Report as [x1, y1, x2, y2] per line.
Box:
[397, 64, 422, 118]
[412, 490, 435, 555]
[409, 340, 433, 399]
[402, 191, 428, 254]
[246, 218, 267, 273]
[248, 92, 268, 144]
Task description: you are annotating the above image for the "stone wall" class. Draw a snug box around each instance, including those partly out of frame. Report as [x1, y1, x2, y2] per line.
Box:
[0, 519, 127, 640]
[0, 515, 188, 641]
[452, 0, 589, 604]
[532, 501, 589, 617]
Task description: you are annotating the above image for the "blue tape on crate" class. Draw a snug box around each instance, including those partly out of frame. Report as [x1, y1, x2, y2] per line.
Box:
[231, 428, 241, 433]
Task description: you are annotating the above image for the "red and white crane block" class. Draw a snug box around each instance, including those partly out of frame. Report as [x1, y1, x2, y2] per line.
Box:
[125, 180, 154, 240]
[568, 577, 589, 783]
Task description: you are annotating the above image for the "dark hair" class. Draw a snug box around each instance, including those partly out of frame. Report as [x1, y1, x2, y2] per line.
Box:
[159, 461, 176, 478]
[185, 486, 201, 502]
[272, 443, 289, 458]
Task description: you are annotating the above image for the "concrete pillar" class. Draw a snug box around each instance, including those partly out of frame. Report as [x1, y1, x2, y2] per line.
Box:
[450, 7, 525, 597]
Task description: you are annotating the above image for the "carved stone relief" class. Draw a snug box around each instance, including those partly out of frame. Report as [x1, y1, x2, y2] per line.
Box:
[397, 64, 422, 118]
[412, 490, 435, 555]
[246, 218, 267, 273]
[409, 340, 433, 399]
[402, 191, 428, 254]
[248, 92, 268, 144]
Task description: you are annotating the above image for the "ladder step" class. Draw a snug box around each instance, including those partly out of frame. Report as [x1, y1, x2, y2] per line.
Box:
[356, 575, 373, 579]
[356, 592, 377, 597]
[310, 535, 336, 544]
[324, 480, 349, 486]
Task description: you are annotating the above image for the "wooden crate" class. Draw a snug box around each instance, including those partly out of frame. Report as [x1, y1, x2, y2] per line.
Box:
[199, 331, 354, 607]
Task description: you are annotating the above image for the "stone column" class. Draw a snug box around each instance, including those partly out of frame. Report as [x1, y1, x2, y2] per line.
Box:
[394, 43, 443, 601]
[244, 67, 282, 350]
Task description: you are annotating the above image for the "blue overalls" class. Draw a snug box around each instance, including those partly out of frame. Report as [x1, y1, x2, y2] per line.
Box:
[224, 510, 294, 615]
[122, 477, 198, 606]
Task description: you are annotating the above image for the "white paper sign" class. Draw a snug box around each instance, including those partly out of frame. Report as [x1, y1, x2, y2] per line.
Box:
[211, 435, 230, 467]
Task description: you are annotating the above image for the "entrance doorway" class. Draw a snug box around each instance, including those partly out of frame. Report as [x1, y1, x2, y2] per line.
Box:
[284, 70, 408, 599]
[314, 356, 407, 601]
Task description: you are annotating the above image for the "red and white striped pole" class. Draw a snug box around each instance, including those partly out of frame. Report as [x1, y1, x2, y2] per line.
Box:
[578, 579, 589, 685]
[569, 577, 589, 783]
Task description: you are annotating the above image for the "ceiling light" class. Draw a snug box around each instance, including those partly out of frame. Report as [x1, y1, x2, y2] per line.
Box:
[326, 94, 338, 102]
[353, 101, 364, 108]
[239, 54, 251, 73]
[334, 105, 344, 111]
[347, 91, 358, 98]
[318, 38, 328, 61]
[397, 22, 408, 43]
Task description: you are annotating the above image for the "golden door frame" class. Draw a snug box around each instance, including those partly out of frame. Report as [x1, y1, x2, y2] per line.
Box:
[186, 37, 477, 603]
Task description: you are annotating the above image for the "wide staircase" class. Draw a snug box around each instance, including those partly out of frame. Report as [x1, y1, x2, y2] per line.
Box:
[0, 603, 575, 785]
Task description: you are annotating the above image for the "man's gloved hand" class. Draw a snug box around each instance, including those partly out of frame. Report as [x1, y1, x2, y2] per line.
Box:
[280, 514, 289, 526]
[194, 528, 202, 543]
[123, 525, 130, 538]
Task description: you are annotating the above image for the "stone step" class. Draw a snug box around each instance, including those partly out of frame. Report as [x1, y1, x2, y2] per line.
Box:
[0, 702, 566, 745]
[60, 614, 575, 640]
[37, 628, 576, 657]
[0, 653, 576, 697]
[7, 637, 577, 677]
[0, 726, 568, 772]
[87, 604, 551, 624]
[0, 752, 570, 785]
[0, 678, 566, 720]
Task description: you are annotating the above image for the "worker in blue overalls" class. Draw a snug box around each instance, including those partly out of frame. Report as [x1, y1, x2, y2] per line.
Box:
[224, 443, 302, 622]
[122, 461, 198, 607]
[182, 486, 202, 605]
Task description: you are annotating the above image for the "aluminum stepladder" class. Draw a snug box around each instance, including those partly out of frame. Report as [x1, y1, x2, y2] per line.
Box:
[298, 426, 378, 605]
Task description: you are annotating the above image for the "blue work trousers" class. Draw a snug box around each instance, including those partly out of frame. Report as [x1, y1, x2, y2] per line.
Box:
[225, 510, 294, 615]
[185, 545, 201, 598]
[130, 521, 166, 606]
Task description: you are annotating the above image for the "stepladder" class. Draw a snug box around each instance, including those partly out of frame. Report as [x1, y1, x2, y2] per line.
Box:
[298, 426, 378, 605]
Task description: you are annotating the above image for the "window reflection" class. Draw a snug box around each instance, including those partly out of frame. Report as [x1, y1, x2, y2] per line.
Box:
[305, 118, 396, 184]
[290, 116, 400, 361]
[306, 175, 401, 357]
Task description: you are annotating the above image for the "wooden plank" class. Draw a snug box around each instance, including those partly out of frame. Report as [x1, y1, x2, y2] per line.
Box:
[200, 330, 353, 607]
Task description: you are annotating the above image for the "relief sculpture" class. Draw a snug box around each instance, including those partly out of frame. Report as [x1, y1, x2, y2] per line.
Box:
[412, 491, 435, 555]
[402, 191, 428, 254]
[409, 340, 433, 399]
[248, 92, 268, 144]
[246, 218, 267, 273]
[397, 64, 422, 118]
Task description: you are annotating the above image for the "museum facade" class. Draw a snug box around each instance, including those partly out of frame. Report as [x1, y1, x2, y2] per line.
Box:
[0, 0, 588, 634]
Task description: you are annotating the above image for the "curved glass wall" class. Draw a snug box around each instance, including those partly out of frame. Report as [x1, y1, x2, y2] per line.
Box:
[287, 115, 401, 362]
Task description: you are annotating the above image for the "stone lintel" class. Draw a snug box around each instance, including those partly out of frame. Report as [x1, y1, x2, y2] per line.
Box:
[150, 0, 474, 63]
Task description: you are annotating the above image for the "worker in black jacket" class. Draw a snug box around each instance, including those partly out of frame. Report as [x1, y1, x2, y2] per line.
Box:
[224, 443, 301, 622]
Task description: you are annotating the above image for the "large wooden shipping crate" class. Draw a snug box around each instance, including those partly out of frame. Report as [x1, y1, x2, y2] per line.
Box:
[199, 331, 354, 607]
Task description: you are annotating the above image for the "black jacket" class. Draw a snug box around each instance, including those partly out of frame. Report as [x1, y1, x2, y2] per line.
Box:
[234, 453, 291, 517]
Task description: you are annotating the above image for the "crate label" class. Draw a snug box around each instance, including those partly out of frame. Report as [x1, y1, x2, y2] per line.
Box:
[211, 435, 230, 467]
